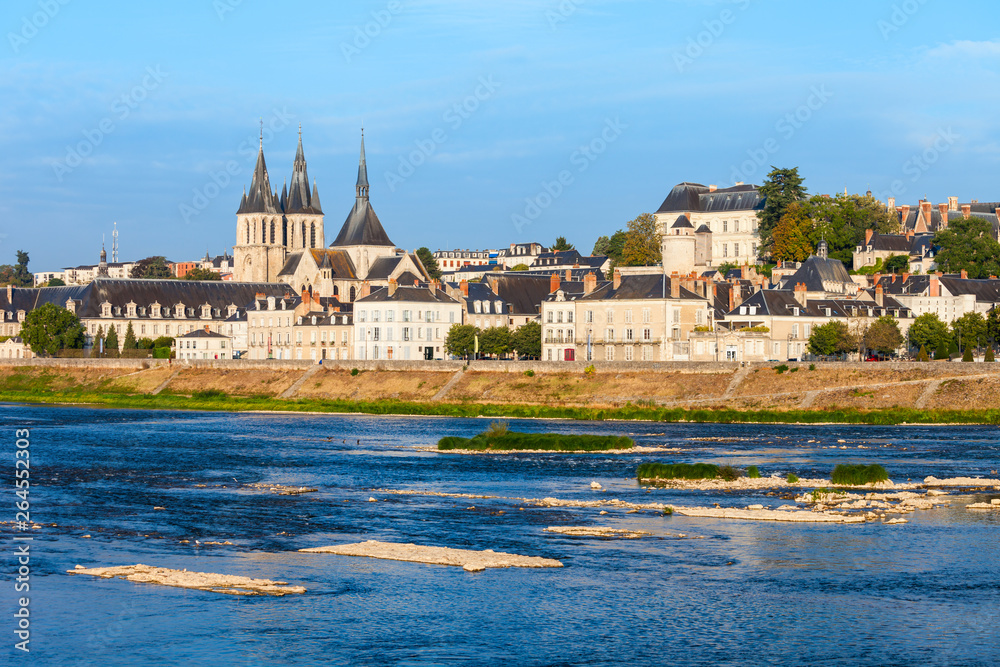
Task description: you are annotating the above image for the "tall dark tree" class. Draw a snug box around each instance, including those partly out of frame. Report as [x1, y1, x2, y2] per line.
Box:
[551, 237, 575, 252]
[104, 324, 119, 353]
[933, 216, 1000, 279]
[13, 251, 31, 287]
[415, 247, 441, 280]
[592, 236, 611, 256]
[771, 203, 814, 263]
[19, 303, 85, 356]
[122, 321, 138, 350]
[757, 167, 807, 253]
[807, 193, 899, 264]
[130, 256, 173, 279]
[604, 230, 628, 267]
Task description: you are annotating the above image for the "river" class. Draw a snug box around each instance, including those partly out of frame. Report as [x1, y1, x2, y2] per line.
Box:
[4, 404, 999, 666]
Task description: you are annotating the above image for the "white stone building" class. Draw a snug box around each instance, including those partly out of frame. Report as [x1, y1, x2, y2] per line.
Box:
[354, 283, 462, 361]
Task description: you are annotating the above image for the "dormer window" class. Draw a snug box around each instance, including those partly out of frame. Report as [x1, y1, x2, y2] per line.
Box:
[267, 297, 275, 311]
[297, 317, 303, 325]
[280, 300, 286, 310]
[495, 301, 503, 314]
[739, 306, 747, 315]
[126, 303, 137, 318]
[311, 316, 317, 325]
[175, 303, 185, 318]
[151, 303, 161, 318]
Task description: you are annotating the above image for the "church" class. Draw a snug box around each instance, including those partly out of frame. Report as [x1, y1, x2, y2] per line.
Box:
[233, 130, 430, 299]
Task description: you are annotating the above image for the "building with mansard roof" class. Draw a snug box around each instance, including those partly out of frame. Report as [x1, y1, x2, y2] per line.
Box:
[233, 130, 429, 298]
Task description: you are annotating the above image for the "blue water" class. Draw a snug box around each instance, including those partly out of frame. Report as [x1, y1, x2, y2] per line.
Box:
[3, 404, 1000, 666]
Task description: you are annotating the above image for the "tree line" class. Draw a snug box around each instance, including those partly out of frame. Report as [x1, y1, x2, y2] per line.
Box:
[444, 322, 541, 359]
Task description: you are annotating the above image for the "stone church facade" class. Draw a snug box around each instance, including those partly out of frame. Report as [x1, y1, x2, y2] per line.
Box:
[233, 131, 429, 298]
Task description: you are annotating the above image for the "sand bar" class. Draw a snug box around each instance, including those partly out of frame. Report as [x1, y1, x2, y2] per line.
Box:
[67, 564, 306, 596]
[300, 540, 563, 572]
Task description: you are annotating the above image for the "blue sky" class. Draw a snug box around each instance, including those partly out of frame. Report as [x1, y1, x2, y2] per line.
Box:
[2, 0, 999, 271]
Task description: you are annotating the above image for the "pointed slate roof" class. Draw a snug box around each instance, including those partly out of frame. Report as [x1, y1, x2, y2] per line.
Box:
[237, 143, 280, 215]
[331, 134, 394, 247]
[286, 129, 322, 215]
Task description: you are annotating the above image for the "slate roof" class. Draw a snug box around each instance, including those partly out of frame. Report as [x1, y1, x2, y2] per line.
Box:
[177, 329, 230, 339]
[671, 215, 693, 229]
[864, 233, 912, 253]
[355, 286, 459, 304]
[777, 255, 854, 292]
[479, 274, 553, 315]
[332, 198, 394, 247]
[238, 145, 281, 215]
[285, 131, 323, 215]
[1, 280, 291, 321]
[308, 250, 357, 279]
[656, 182, 764, 214]
[577, 274, 706, 302]
[722, 290, 911, 319]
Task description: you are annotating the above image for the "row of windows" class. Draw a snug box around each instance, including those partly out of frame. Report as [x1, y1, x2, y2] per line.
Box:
[544, 346, 658, 362]
[718, 243, 758, 258]
[546, 310, 575, 324]
[101, 304, 234, 319]
[357, 309, 455, 324]
[356, 326, 442, 342]
[245, 219, 320, 248]
[179, 339, 227, 349]
[250, 331, 351, 346]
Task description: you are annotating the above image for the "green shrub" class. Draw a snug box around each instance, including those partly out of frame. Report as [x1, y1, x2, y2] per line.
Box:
[917, 345, 930, 362]
[524, 369, 535, 377]
[790, 367, 799, 373]
[152, 347, 172, 359]
[786, 473, 800, 484]
[962, 347, 974, 362]
[774, 364, 789, 374]
[636, 462, 720, 481]
[830, 463, 889, 485]
[351, 368, 360, 376]
[986, 347, 996, 362]
[718, 464, 741, 481]
[439, 431, 633, 452]
[809, 364, 816, 371]
[191, 389, 227, 400]
[747, 465, 761, 479]
[584, 365, 596, 376]
[484, 420, 509, 437]
[662, 506, 673, 516]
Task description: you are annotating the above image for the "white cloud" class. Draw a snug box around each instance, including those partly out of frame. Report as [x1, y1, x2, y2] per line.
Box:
[925, 40, 1000, 60]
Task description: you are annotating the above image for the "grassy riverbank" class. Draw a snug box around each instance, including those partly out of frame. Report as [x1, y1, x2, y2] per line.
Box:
[6, 387, 1000, 424]
[438, 430, 634, 451]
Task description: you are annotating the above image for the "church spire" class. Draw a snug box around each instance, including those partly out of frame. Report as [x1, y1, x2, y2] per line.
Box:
[356, 129, 369, 199]
[286, 126, 321, 214]
[237, 125, 279, 215]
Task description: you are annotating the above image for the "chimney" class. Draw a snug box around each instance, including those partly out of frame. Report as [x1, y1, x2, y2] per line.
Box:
[929, 276, 940, 297]
[920, 201, 932, 225]
[301, 286, 311, 311]
[460, 280, 469, 297]
[359, 281, 371, 299]
[487, 276, 498, 294]
[728, 286, 735, 312]
[565, 268, 573, 282]
[902, 272, 910, 283]
[949, 196, 959, 211]
[670, 275, 681, 299]
[873, 272, 881, 286]
[735, 181, 744, 186]
[906, 229, 914, 240]
[6, 285, 11, 302]
[961, 269, 968, 280]
[388, 277, 398, 297]
[613, 269, 622, 290]
[549, 272, 560, 294]
[875, 283, 884, 307]
[865, 229, 874, 245]
[888, 196, 896, 210]
[793, 282, 807, 307]
[901, 205, 911, 223]
[709, 184, 717, 192]
[961, 204, 971, 219]
[891, 274, 897, 283]
[583, 272, 597, 295]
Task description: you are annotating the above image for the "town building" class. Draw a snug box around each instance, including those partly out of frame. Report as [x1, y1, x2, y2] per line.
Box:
[0, 337, 32, 360]
[496, 242, 548, 269]
[354, 282, 462, 361]
[433, 248, 496, 271]
[174, 328, 235, 360]
[853, 230, 935, 274]
[541, 270, 715, 362]
[656, 182, 763, 273]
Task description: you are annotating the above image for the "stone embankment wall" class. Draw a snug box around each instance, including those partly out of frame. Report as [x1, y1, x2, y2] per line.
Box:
[1, 358, 999, 411]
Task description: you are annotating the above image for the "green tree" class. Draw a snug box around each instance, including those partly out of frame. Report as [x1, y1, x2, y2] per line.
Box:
[620, 213, 662, 267]
[807, 193, 899, 264]
[511, 321, 542, 359]
[908, 313, 952, 353]
[552, 236, 574, 252]
[962, 347, 974, 362]
[0, 265, 14, 285]
[864, 315, 904, 356]
[986, 346, 995, 362]
[604, 230, 628, 267]
[987, 307, 1000, 346]
[935, 337, 950, 360]
[592, 236, 611, 256]
[136, 337, 155, 350]
[772, 202, 814, 263]
[933, 216, 1000, 278]
[757, 167, 807, 253]
[153, 336, 175, 348]
[807, 321, 853, 356]
[104, 324, 119, 354]
[952, 312, 987, 352]
[13, 251, 31, 287]
[130, 256, 173, 279]
[183, 267, 222, 281]
[510, 263, 529, 272]
[917, 345, 930, 362]
[122, 321, 138, 350]
[884, 254, 909, 274]
[480, 326, 512, 358]
[415, 247, 441, 280]
[19, 303, 85, 356]
[445, 324, 478, 358]
[94, 325, 104, 354]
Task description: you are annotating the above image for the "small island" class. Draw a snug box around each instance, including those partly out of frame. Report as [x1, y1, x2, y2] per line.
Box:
[438, 422, 634, 452]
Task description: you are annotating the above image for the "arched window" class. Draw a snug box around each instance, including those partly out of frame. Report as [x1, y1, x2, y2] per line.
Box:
[245, 222, 250, 244]
[310, 223, 316, 248]
[261, 220, 266, 243]
[270, 221, 275, 244]
[349, 286, 356, 302]
[301, 222, 306, 248]
[282, 220, 288, 246]
[333, 286, 339, 297]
